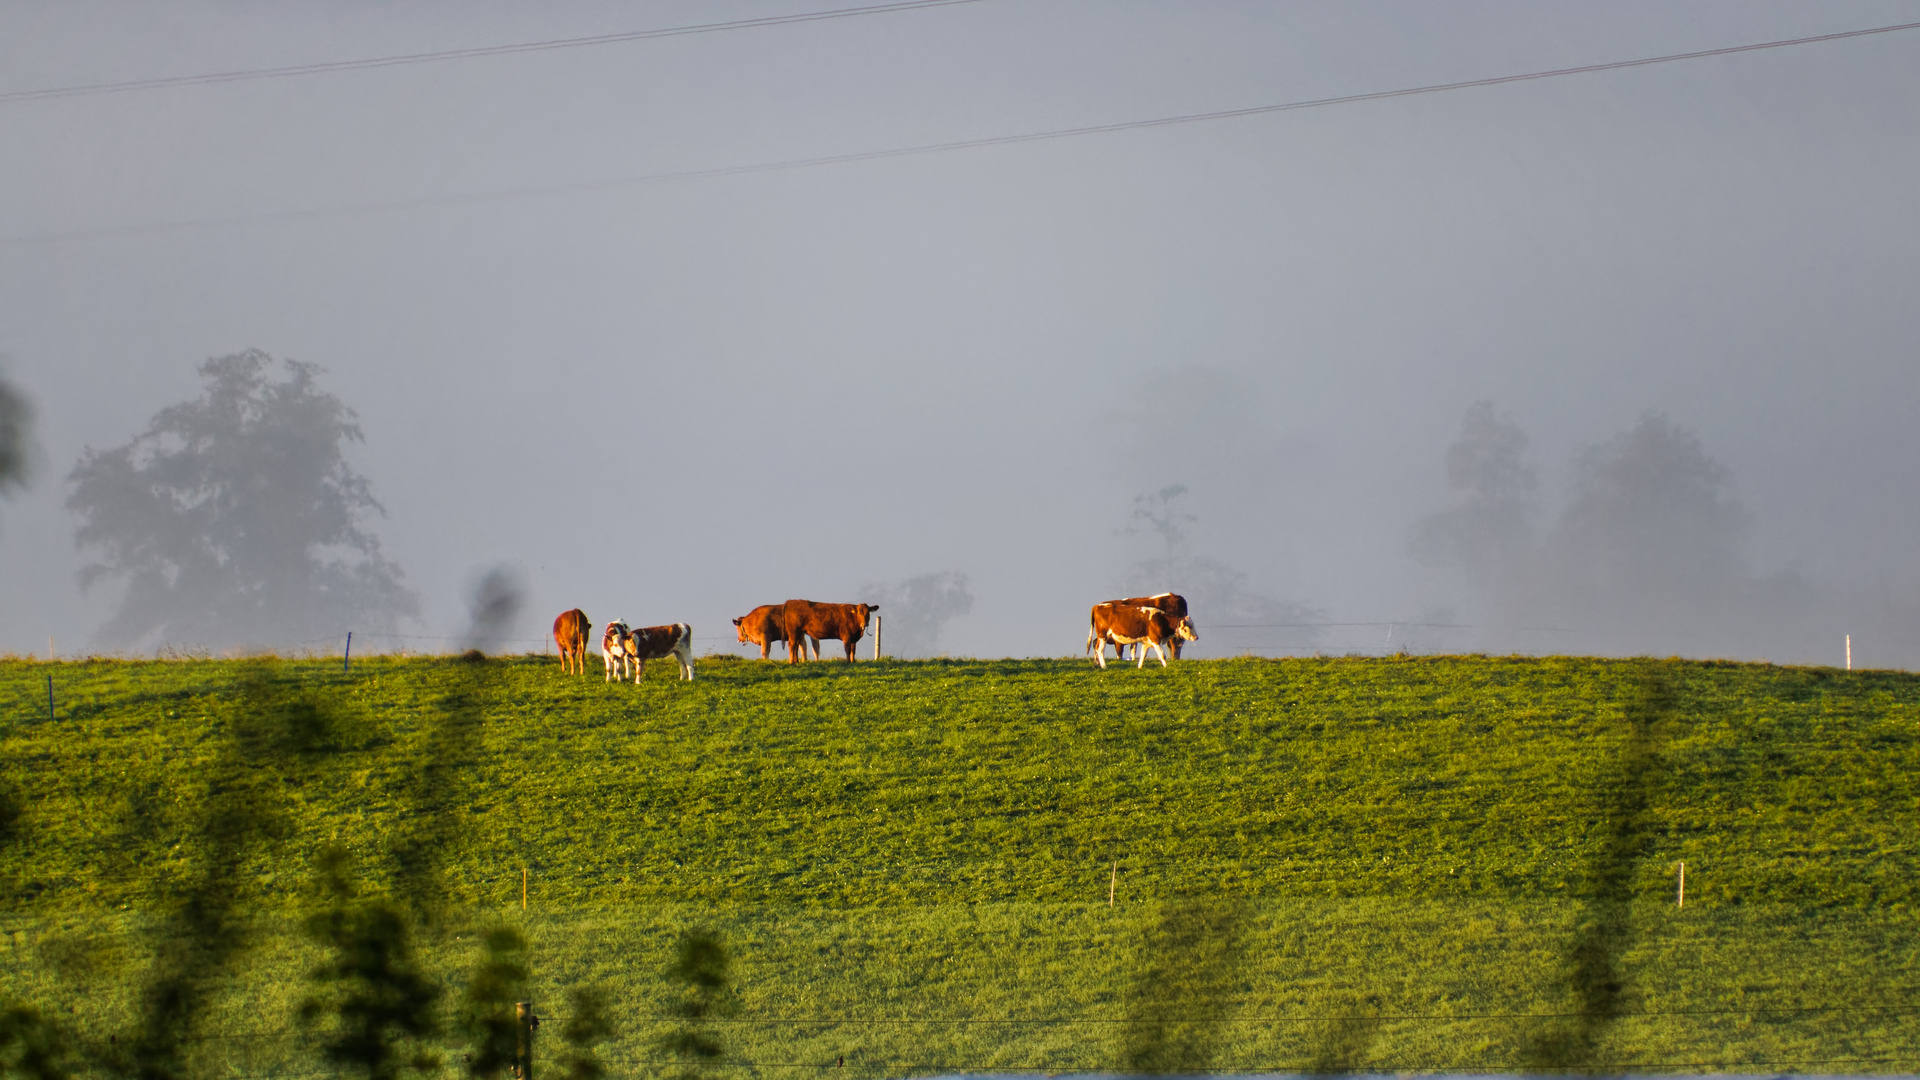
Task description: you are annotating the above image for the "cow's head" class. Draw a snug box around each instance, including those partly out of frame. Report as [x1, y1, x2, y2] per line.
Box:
[732, 616, 750, 643]
[853, 603, 878, 630]
[1174, 616, 1198, 642]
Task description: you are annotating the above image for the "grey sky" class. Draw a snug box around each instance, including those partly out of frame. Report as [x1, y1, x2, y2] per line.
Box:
[3, 1, 1918, 664]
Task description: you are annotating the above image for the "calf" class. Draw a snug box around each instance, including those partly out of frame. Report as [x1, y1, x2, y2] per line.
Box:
[602, 620, 634, 681]
[733, 604, 817, 661]
[781, 600, 878, 663]
[1086, 602, 1198, 669]
[553, 608, 592, 675]
[616, 623, 696, 682]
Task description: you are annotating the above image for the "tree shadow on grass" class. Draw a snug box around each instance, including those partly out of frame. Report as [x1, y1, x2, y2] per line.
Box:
[1122, 898, 1246, 1073]
[1523, 664, 1677, 1071]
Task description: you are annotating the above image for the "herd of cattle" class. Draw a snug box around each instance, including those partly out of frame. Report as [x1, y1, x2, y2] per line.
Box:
[548, 592, 1197, 683]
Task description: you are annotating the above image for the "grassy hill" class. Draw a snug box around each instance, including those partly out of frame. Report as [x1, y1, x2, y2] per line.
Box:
[2, 654, 1917, 1075]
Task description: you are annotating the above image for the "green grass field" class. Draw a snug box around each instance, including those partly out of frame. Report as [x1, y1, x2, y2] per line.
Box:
[2, 654, 1917, 1076]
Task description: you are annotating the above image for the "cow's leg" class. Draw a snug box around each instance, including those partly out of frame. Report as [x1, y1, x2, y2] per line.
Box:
[844, 632, 859, 662]
[1086, 625, 1099, 661]
[1152, 641, 1169, 668]
[632, 657, 644, 684]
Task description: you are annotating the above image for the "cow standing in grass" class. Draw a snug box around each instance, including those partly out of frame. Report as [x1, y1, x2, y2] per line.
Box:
[602, 620, 634, 681]
[553, 608, 592, 675]
[1087, 602, 1197, 669]
[615, 623, 696, 682]
[781, 600, 877, 663]
[733, 604, 817, 661]
[1109, 592, 1190, 661]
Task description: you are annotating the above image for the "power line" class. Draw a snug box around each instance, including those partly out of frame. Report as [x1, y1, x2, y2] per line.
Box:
[0, 0, 990, 105]
[4, 18, 1917, 248]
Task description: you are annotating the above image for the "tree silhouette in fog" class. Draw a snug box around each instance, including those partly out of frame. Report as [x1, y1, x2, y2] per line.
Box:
[66, 350, 416, 649]
[1118, 485, 1324, 653]
[1409, 399, 1537, 588]
[1550, 411, 1749, 599]
[859, 571, 973, 657]
[1414, 404, 1779, 655]
[0, 365, 33, 517]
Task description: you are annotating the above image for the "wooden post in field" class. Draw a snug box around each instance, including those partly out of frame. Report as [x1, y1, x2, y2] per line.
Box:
[873, 616, 882, 662]
[343, 632, 353, 673]
[1846, 635, 1852, 670]
[522, 868, 528, 912]
[1677, 862, 1685, 908]
[515, 1001, 535, 1080]
[46, 675, 54, 724]
[1109, 862, 1116, 907]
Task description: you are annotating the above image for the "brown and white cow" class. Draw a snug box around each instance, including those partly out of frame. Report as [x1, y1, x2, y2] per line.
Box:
[602, 620, 634, 681]
[1086, 602, 1198, 669]
[553, 608, 592, 675]
[733, 604, 818, 661]
[613, 623, 696, 682]
[1109, 593, 1190, 661]
[780, 600, 878, 663]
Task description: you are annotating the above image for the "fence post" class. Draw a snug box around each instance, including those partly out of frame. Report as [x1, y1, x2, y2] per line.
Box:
[344, 632, 353, 673]
[515, 1001, 535, 1080]
[873, 616, 882, 662]
[47, 674, 54, 724]
[1109, 861, 1116, 907]
[1845, 634, 1852, 670]
[1677, 862, 1685, 908]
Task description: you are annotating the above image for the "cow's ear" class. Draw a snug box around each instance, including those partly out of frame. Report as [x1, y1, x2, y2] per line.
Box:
[731, 617, 741, 625]
[869, 604, 880, 612]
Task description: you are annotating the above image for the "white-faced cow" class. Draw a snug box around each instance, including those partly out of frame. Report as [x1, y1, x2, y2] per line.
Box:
[780, 600, 877, 663]
[1107, 592, 1190, 661]
[1086, 602, 1198, 669]
[615, 623, 696, 682]
[733, 603, 817, 661]
[602, 620, 634, 681]
[553, 608, 592, 675]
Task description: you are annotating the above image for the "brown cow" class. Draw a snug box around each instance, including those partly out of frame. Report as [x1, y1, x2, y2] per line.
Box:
[781, 599, 878, 663]
[1086, 602, 1198, 669]
[1110, 592, 1189, 661]
[553, 609, 592, 675]
[611, 623, 696, 682]
[732, 604, 818, 661]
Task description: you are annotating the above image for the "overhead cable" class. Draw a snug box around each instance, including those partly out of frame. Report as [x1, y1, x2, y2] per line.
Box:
[0, 0, 989, 104]
[4, 19, 1917, 246]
